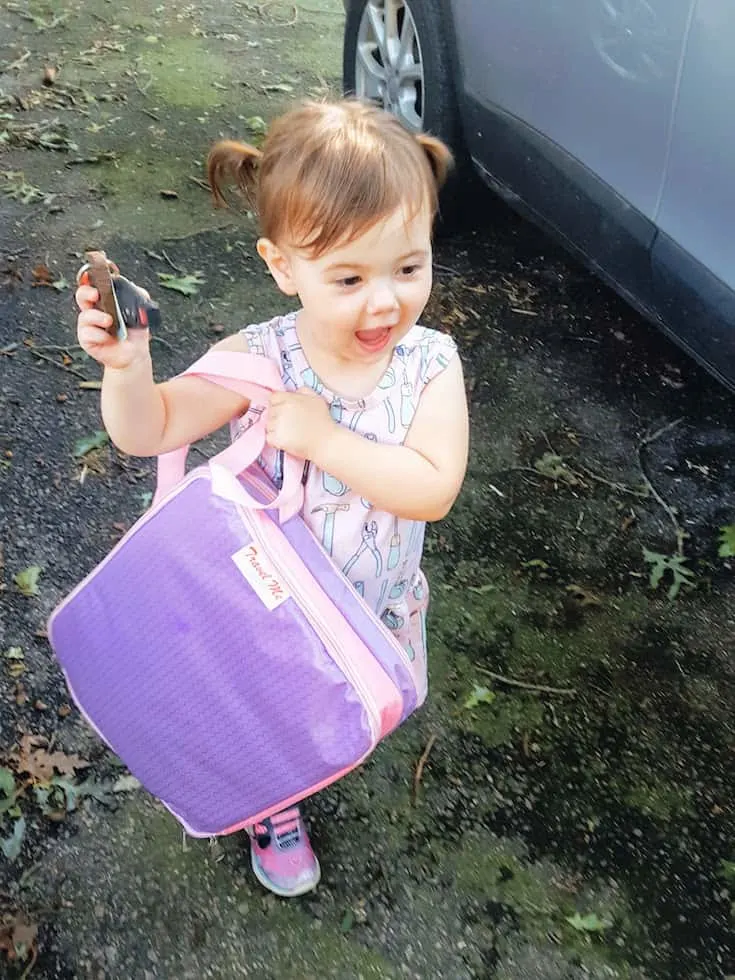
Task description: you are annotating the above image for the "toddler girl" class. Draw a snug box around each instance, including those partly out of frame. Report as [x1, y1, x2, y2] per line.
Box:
[75, 99, 469, 898]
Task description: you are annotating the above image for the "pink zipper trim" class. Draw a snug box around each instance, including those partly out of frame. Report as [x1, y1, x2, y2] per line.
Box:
[240, 467, 419, 720]
[239, 501, 403, 742]
[66, 663, 374, 838]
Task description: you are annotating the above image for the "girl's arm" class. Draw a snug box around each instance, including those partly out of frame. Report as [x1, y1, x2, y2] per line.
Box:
[101, 332, 252, 456]
[77, 282, 252, 456]
[269, 355, 469, 522]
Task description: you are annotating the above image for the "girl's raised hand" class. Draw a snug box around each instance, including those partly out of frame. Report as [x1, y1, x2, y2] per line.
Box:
[76, 284, 151, 371]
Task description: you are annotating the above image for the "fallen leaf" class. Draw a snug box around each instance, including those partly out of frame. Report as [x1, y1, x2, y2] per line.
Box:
[42, 65, 57, 85]
[32, 263, 52, 284]
[0, 767, 15, 799]
[0, 816, 26, 861]
[0, 914, 37, 963]
[263, 82, 293, 93]
[245, 115, 268, 135]
[157, 271, 204, 296]
[565, 584, 601, 607]
[463, 684, 496, 710]
[57, 704, 72, 718]
[14, 566, 41, 596]
[73, 429, 108, 458]
[3, 646, 24, 660]
[10, 734, 89, 782]
[718, 524, 735, 559]
[159, 188, 178, 199]
[565, 912, 608, 933]
[112, 774, 141, 793]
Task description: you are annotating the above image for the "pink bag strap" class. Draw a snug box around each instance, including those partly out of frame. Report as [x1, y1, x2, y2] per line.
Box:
[153, 350, 304, 522]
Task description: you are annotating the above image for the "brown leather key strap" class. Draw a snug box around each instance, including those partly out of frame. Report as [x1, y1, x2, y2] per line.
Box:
[80, 250, 120, 336]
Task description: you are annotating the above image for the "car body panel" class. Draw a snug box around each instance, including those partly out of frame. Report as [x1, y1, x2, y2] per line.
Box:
[449, 0, 695, 219]
[654, 0, 735, 293]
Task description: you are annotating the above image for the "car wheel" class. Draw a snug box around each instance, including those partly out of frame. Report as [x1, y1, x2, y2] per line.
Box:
[343, 0, 469, 221]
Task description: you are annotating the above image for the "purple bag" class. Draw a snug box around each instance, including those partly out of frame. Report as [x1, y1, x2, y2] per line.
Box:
[48, 352, 423, 836]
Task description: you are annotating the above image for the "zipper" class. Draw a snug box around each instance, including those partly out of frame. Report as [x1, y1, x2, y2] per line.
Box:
[237, 501, 381, 745]
[239, 467, 419, 680]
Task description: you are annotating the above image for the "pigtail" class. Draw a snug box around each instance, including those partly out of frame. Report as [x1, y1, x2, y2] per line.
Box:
[206, 140, 262, 210]
[415, 133, 453, 191]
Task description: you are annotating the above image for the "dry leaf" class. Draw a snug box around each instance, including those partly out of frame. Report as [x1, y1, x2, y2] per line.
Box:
[0, 914, 38, 962]
[32, 264, 53, 285]
[565, 584, 601, 607]
[10, 734, 89, 782]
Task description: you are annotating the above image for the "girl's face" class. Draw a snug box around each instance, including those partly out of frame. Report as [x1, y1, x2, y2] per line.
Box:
[258, 202, 433, 366]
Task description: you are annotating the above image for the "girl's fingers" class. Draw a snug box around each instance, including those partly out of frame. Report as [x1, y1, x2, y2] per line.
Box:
[75, 284, 100, 310]
[79, 308, 113, 331]
[78, 324, 115, 347]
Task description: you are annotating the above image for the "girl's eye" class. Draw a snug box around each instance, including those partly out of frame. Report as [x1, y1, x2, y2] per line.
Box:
[336, 275, 361, 288]
[399, 264, 420, 276]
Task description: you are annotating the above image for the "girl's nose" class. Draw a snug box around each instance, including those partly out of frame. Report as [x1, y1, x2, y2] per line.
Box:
[366, 280, 399, 315]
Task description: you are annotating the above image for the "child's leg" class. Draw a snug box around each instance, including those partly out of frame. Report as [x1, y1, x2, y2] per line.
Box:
[249, 804, 320, 898]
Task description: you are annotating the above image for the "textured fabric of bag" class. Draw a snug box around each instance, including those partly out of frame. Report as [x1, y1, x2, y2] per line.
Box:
[50, 471, 375, 835]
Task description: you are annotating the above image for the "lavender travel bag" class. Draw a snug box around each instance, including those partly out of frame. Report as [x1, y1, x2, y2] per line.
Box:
[48, 352, 422, 836]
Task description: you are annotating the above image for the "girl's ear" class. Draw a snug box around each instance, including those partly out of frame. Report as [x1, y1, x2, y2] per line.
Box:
[415, 133, 453, 190]
[257, 238, 298, 296]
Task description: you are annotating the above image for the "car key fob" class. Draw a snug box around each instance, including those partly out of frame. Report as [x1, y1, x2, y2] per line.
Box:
[76, 250, 161, 342]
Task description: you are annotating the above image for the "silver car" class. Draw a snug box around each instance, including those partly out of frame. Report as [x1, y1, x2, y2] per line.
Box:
[343, 0, 735, 390]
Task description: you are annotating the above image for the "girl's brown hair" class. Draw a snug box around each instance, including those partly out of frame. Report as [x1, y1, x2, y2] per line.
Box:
[207, 99, 452, 256]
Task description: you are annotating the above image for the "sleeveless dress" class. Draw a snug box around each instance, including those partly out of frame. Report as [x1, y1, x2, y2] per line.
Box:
[232, 311, 458, 700]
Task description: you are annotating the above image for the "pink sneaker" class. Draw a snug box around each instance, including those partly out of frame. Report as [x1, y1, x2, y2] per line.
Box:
[249, 806, 321, 898]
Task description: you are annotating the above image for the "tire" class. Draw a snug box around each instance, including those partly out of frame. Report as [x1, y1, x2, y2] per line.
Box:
[342, 0, 471, 227]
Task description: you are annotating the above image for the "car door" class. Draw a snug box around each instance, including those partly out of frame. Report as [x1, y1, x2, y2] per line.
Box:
[453, 0, 694, 218]
[450, 0, 695, 307]
[651, 0, 735, 385]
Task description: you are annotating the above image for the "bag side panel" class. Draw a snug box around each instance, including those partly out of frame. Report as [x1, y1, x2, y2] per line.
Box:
[49, 474, 373, 835]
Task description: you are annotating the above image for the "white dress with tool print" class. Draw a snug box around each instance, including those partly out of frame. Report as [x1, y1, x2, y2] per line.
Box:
[233, 312, 458, 697]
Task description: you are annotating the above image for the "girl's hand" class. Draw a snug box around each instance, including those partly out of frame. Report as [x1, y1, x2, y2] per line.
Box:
[266, 388, 334, 460]
[76, 284, 151, 372]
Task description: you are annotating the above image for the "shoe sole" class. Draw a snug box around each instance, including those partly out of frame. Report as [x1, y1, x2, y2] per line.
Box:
[250, 851, 321, 899]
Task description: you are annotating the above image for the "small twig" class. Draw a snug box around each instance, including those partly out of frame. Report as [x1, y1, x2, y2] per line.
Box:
[476, 667, 576, 697]
[1, 343, 18, 356]
[637, 418, 685, 555]
[26, 343, 80, 354]
[19, 944, 38, 980]
[150, 334, 175, 351]
[412, 732, 438, 805]
[577, 464, 648, 498]
[161, 221, 237, 241]
[160, 249, 184, 274]
[133, 71, 152, 97]
[641, 417, 683, 448]
[0, 50, 31, 73]
[26, 347, 89, 381]
[188, 174, 211, 192]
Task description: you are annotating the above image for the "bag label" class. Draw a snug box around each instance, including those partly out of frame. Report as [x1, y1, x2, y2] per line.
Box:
[232, 543, 290, 610]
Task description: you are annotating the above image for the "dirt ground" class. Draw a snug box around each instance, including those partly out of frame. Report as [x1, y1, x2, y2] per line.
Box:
[1, 2, 734, 978]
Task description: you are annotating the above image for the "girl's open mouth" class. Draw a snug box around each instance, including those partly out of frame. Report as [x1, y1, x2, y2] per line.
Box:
[355, 327, 392, 353]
